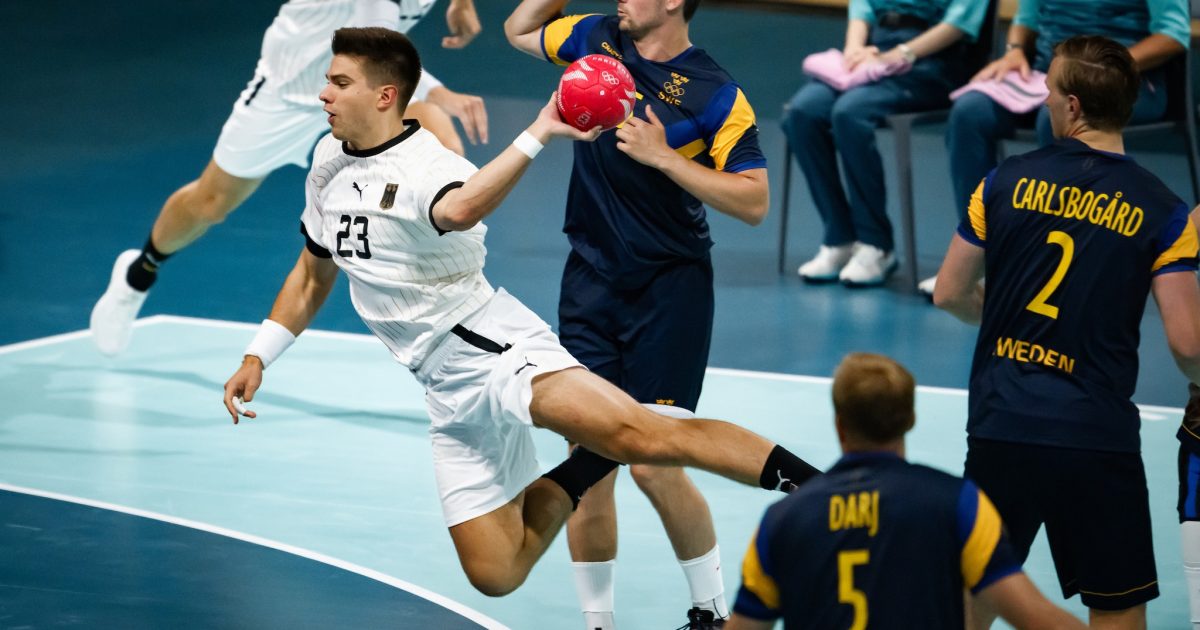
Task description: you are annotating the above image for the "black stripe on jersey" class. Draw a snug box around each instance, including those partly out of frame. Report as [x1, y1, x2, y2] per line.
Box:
[342, 120, 422, 158]
[244, 76, 266, 106]
[300, 222, 332, 258]
[429, 181, 466, 236]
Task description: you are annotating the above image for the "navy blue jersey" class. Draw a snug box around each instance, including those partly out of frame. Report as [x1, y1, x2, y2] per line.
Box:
[733, 453, 1021, 629]
[542, 15, 766, 289]
[958, 139, 1198, 453]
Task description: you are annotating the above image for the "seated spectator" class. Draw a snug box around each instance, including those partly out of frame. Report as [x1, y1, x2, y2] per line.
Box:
[923, 0, 1190, 296]
[783, 0, 988, 287]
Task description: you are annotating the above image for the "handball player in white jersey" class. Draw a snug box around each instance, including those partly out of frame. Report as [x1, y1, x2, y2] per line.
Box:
[90, 0, 489, 356]
[221, 27, 820, 597]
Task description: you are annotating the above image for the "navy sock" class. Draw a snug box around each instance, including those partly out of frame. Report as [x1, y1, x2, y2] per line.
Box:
[759, 445, 820, 493]
[125, 236, 171, 292]
[541, 446, 620, 509]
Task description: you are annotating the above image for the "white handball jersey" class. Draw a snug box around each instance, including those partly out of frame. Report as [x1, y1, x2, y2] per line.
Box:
[301, 123, 494, 368]
[262, 0, 436, 106]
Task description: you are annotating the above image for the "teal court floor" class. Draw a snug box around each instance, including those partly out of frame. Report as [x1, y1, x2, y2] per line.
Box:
[0, 317, 1189, 628]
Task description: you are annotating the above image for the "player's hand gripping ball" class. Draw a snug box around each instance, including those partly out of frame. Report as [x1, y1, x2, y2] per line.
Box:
[556, 54, 636, 132]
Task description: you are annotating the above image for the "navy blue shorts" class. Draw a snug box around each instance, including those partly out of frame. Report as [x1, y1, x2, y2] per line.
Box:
[558, 250, 713, 410]
[965, 438, 1158, 611]
[1179, 443, 1200, 523]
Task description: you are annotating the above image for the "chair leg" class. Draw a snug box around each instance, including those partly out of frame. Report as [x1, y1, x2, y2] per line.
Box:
[778, 139, 793, 275]
[892, 119, 918, 293]
[1184, 120, 1200, 203]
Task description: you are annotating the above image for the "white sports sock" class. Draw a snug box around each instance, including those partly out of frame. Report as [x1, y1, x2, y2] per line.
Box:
[679, 545, 729, 618]
[1183, 521, 1200, 628]
[573, 560, 616, 630]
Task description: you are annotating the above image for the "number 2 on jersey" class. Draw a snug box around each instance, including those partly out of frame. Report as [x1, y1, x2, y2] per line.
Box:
[336, 215, 372, 259]
[838, 549, 869, 630]
[1026, 231, 1074, 319]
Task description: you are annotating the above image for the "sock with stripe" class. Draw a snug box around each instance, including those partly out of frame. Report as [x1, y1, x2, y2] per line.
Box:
[125, 236, 171, 292]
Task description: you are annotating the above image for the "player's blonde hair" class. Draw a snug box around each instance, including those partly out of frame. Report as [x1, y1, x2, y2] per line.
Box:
[1053, 35, 1140, 132]
[832, 353, 916, 444]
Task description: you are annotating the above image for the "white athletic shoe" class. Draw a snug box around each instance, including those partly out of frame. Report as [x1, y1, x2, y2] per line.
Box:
[917, 275, 937, 300]
[797, 244, 855, 283]
[90, 249, 148, 356]
[839, 244, 897, 287]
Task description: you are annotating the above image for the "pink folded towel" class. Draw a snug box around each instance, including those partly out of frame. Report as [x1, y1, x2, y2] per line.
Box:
[802, 48, 913, 92]
[950, 70, 1050, 113]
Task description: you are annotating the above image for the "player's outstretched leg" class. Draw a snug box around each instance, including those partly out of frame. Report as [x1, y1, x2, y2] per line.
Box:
[90, 160, 261, 355]
[531, 368, 818, 492]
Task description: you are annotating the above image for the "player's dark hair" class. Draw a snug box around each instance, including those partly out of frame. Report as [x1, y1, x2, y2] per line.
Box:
[683, 0, 701, 21]
[332, 27, 422, 109]
[1052, 35, 1139, 132]
[832, 353, 916, 445]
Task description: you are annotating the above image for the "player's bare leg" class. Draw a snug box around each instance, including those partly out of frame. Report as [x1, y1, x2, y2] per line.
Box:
[91, 160, 262, 356]
[149, 160, 263, 254]
[448, 479, 576, 596]
[406, 100, 466, 156]
[1089, 605, 1146, 630]
[530, 368, 813, 489]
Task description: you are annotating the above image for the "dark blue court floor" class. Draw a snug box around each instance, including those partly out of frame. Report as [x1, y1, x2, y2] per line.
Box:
[0, 488, 491, 629]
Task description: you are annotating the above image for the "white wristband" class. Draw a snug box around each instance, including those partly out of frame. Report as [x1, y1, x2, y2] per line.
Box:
[244, 319, 296, 369]
[512, 131, 544, 159]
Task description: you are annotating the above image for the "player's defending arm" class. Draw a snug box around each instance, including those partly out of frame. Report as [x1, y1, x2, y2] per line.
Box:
[222, 248, 339, 423]
[504, 0, 569, 58]
[1153, 271, 1200, 383]
[442, 0, 481, 49]
[974, 573, 1086, 629]
[933, 234, 985, 324]
[431, 94, 599, 232]
[617, 105, 769, 225]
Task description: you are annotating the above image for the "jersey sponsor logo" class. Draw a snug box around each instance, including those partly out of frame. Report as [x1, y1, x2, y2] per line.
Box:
[352, 181, 368, 201]
[1010, 177, 1145, 237]
[380, 183, 398, 210]
[829, 490, 879, 537]
[655, 398, 675, 406]
[993, 336, 1076, 374]
[601, 41, 624, 60]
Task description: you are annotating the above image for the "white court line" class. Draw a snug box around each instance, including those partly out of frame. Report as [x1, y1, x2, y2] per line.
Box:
[1, 315, 1185, 416]
[0, 482, 509, 630]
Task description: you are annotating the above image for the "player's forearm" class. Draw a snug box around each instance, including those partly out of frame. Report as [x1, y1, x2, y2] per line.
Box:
[505, 0, 567, 42]
[435, 139, 540, 231]
[1128, 33, 1184, 72]
[265, 252, 338, 337]
[657, 156, 768, 225]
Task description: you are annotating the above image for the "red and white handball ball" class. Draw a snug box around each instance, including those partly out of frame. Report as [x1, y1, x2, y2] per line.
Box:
[556, 54, 636, 132]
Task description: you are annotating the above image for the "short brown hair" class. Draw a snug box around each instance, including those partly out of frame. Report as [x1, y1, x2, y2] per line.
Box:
[832, 353, 916, 444]
[1052, 35, 1140, 132]
[683, 0, 701, 21]
[332, 27, 422, 108]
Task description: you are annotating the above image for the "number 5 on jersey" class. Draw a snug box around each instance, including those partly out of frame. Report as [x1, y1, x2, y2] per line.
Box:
[838, 549, 869, 630]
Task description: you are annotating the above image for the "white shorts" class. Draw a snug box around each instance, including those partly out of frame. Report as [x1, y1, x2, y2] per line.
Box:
[211, 60, 331, 179]
[414, 289, 584, 527]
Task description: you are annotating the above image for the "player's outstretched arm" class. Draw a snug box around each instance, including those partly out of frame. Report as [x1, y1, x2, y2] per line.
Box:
[615, 105, 769, 225]
[222, 248, 339, 423]
[504, 0, 569, 57]
[975, 573, 1086, 630]
[432, 93, 600, 232]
